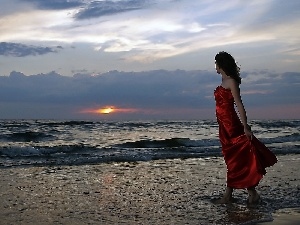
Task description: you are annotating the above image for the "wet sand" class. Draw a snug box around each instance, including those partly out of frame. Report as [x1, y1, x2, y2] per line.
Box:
[0, 155, 299, 225]
[257, 208, 300, 225]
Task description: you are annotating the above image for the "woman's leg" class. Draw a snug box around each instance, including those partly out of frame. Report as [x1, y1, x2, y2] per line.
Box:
[223, 186, 234, 201]
[247, 186, 260, 204]
[214, 186, 234, 204]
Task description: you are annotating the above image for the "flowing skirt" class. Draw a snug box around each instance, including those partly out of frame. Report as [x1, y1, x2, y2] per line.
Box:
[217, 112, 277, 189]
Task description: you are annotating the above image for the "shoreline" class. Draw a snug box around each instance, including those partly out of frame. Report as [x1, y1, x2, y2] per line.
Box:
[257, 208, 300, 225]
[1, 155, 299, 224]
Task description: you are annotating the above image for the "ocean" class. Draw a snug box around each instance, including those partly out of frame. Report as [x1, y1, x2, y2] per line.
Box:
[0, 119, 299, 168]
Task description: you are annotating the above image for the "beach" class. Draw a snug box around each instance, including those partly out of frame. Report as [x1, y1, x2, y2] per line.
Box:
[0, 154, 299, 225]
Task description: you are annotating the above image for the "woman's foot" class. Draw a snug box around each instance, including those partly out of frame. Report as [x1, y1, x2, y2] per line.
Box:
[212, 187, 234, 204]
[247, 191, 260, 205]
[212, 196, 235, 204]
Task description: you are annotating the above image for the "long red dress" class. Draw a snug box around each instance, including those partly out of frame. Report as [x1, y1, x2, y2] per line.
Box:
[214, 86, 277, 189]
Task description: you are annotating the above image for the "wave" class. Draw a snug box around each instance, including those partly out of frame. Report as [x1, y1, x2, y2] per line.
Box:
[253, 120, 300, 128]
[42, 120, 95, 126]
[0, 144, 91, 158]
[0, 119, 299, 167]
[114, 138, 218, 148]
[0, 142, 299, 168]
[1, 131, 55, 142]
[0, 142, 221, 167]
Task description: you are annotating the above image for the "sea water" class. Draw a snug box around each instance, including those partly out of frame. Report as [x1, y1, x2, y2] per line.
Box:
[0, 119, 299, 167]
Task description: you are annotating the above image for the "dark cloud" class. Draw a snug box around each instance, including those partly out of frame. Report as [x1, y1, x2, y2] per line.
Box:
[0, 70, 214, 106]
[241, 71, 300, 107]
[75, 0, 148, 20]
[21, 0, 84, 10]
[0, 70, 299, 119]
[0, 70, 216, 119]
[0, 42, 61, 57]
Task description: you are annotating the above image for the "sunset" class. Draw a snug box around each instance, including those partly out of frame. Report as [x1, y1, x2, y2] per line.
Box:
[98, 107, 115, 114]
[80, 106, 140, 116]
[80, 107, 116, 115]
[0, 1, 299, 224]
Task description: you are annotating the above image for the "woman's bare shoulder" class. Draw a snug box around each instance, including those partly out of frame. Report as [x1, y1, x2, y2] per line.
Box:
[223, 78, 239, 90]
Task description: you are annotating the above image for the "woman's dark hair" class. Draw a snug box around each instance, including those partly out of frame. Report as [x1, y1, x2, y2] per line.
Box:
[215, 51, 241, 84]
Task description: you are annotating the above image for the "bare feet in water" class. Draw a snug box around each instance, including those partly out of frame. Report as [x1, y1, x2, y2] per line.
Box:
[212, 187, 261, 205]
[212, 196, 235, 204]
[212, 187, 234, 204]
[247, 191, 260, 205]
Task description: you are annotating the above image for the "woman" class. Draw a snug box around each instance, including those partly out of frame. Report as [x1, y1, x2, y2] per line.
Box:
[213, 51, 277, 204]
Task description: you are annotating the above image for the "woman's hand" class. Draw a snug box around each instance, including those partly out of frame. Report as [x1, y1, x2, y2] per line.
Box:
[244, 124, 252, 140]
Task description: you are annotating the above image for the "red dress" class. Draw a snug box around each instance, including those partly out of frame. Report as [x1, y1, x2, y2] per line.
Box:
[214, 86, 277, 189]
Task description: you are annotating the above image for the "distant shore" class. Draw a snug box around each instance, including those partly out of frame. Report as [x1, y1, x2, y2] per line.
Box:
[1, 155, 299, 225]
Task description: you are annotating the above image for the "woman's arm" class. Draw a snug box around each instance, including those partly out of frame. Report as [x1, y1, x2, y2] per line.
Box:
[228, 79, 252, 139]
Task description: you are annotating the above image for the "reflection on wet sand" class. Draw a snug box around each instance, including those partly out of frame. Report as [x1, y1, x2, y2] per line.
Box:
[0, 155, 299, 224]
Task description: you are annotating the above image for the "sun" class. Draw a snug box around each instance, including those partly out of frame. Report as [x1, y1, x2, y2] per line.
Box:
[80, 105, 140, 115]
[98, 107, 114, 114]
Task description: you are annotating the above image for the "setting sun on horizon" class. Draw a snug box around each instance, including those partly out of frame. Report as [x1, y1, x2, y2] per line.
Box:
[80, 106, 116, 115]
[80, 106, 140, 115]
[98, 107, 115, 114]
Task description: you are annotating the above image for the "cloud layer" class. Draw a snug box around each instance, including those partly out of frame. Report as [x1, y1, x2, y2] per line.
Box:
[75, 0, 148, 19]
[0, 0, 299, 75]
[0, 70, 299, 120]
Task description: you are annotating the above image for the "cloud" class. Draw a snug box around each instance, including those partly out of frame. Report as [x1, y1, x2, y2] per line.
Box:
[2, 1, 299, 58]
[0, 42, 61, 57]
[0, 70, 216, 119]
[240, 71, 300, 108]
[0, 0, 299, 77]
[73, 1, 300, 64]
[0, 69, 299, 119]
[22, 0, 84, 10]
[75, 0, 149, 20]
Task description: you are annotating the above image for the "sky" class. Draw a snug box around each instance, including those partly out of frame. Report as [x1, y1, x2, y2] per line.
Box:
[0, 0, 299, 120]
